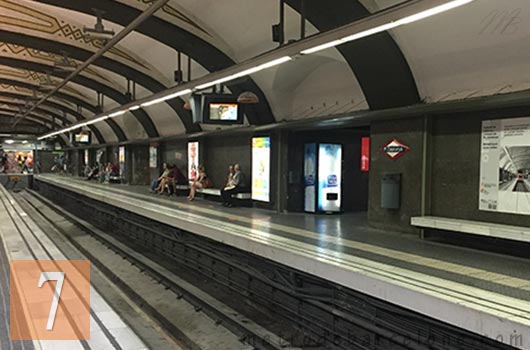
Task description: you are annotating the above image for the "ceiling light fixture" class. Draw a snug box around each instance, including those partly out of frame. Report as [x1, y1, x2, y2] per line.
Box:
[37, 0, 474, 141]
[301, 0, 475, 55]
[195, 57, 292, 90]
[141, 89, 192, 107]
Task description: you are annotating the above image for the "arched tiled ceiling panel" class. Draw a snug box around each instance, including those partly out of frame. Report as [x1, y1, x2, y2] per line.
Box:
[36, 0, 276, 126]
[0, 92, 106, 144]
[0, 114, 53, 133]
[374, 0, 530, 102]
[0, 54, 127, 141]
[0, 0, 175, 137]
[0, 76, 110, 142]
[284, 0, 420, 110]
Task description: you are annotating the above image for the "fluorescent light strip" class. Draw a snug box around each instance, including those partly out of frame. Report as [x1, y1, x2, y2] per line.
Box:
[141, 88, 192, 107]
[195, 56, 292, 90]
[109, 110, 126, 118]
[128, 105, 141, 111]
[301, 0, 475, 55]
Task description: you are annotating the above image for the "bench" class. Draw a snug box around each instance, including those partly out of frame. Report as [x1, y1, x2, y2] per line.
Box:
[411, 216, 530, 243]
[196, 188, 252, 200]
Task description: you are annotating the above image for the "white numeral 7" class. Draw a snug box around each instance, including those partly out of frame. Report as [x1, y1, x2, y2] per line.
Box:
[38, 272, 65, 331]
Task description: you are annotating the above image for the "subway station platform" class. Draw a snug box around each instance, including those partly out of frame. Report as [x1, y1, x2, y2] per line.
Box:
[34, 174, 530, 349]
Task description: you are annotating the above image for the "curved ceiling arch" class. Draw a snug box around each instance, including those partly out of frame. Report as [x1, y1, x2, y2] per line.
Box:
[284, 0, 419, 110]
[0, 56, 129, 141]
[0, 94, 105, 143]
[0, 109, 61, 130]
[35, 0, 275, 126]
[0, 78, 108, 141]
[0, 30, 168, 137]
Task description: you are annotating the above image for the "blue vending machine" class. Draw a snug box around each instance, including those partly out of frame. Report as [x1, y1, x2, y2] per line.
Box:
[304, 143, 342, 213]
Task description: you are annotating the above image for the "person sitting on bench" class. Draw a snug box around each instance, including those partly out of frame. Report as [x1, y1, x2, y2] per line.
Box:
[221, 163, 247, 207]
[150, 162, 169, 193]
[187, 165, 211, 201]
[159, 165, 187, 195]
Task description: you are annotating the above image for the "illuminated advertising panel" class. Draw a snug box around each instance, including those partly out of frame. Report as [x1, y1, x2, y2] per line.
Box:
[318, 144, 342, 212]
[118, 146, 125, 177]
[149, 146, 157, 169]
[84, 149, 89, 165]
[188, 141, 199, 181]
[304, 143, 317, 212]
[251, 137, 271, 202]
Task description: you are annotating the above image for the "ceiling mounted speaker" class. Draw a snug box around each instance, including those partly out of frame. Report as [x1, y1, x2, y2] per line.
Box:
[237, 91, 259, 104]
[183, 101, 192, 110]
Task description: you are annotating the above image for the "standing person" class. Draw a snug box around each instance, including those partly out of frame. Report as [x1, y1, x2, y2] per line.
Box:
[221, 163, 247, 207]
[187, 165, 210, 201]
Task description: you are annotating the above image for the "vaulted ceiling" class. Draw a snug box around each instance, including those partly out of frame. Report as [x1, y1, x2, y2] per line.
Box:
[0, 0, 528, 145]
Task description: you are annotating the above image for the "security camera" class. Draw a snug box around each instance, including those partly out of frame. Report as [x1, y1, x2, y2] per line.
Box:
[83, 27, 115, 41]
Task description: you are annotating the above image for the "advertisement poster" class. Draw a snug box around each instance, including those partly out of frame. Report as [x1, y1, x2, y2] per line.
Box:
[480, 117, 530, 215]
[149, 146, 157, 169]
[118, 146, 125, 177]
[251, 137, 271, 202]
[188, 141, 199, 181]
[318, 144, 342, 212]
[304, 143, 317, 213]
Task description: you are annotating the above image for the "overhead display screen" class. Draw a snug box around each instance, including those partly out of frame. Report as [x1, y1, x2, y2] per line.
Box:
[318, 143, 342, 212]
[209, 103, 238, 121]
[251, 137, 271, 202]
[75, 131, 91, 144]
[480, 117, 530, 215]
[188, 141, 199, 182]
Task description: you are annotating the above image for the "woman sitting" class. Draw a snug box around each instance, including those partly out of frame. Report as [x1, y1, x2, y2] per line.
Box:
[187, 165, 211, 201]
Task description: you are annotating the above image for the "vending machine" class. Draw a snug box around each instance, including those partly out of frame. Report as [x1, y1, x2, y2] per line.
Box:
[304, 143, 342, 213]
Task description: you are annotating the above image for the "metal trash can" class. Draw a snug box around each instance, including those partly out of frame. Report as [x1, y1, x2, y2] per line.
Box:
[381, 173, 401, 209]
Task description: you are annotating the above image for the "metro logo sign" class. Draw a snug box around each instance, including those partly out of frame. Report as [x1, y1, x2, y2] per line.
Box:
[382, 138, 410, 160]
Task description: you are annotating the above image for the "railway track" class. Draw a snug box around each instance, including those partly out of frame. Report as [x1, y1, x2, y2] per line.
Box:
[16, 188, 299, 350]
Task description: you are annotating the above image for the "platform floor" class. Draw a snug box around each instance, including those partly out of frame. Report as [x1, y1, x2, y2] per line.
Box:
[0, 182, 150, 350]
[36, 174, 530, 349]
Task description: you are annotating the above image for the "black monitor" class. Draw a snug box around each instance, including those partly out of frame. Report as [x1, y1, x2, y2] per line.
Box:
[191, 93, 244, 125]
[74, 131, 91, 144]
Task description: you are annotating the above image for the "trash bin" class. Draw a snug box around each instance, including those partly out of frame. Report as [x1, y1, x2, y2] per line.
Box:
[381, 173, 401, 209]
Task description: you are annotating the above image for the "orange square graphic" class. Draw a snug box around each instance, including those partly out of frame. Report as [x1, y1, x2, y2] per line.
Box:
[10, 260, 90, 341]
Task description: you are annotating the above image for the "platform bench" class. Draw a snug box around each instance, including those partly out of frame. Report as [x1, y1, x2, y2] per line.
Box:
[196, 188, 252, 200]
[411, 216, 530, 243]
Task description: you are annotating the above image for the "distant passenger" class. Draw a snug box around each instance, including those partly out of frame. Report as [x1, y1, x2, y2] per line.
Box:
[86, 163, 99, 181]
[187, 165, 211, 201]
[159, 165, 187, 195]
[221, 163, 247, 207]
[150, 163, 169, 193]
[225, 165, 235, 188]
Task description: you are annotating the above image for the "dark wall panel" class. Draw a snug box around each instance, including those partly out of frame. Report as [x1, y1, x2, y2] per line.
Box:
[431, 114, 530, 227]
[367, 118, 424, 233]
[203, 135, 251, 190]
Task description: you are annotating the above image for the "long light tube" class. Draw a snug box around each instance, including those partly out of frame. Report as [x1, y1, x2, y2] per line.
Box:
[301, 0, 474, 55]
[141, 89, 192, 107]
[195, 57, 292, 90]
[38, 0, 474, 141]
